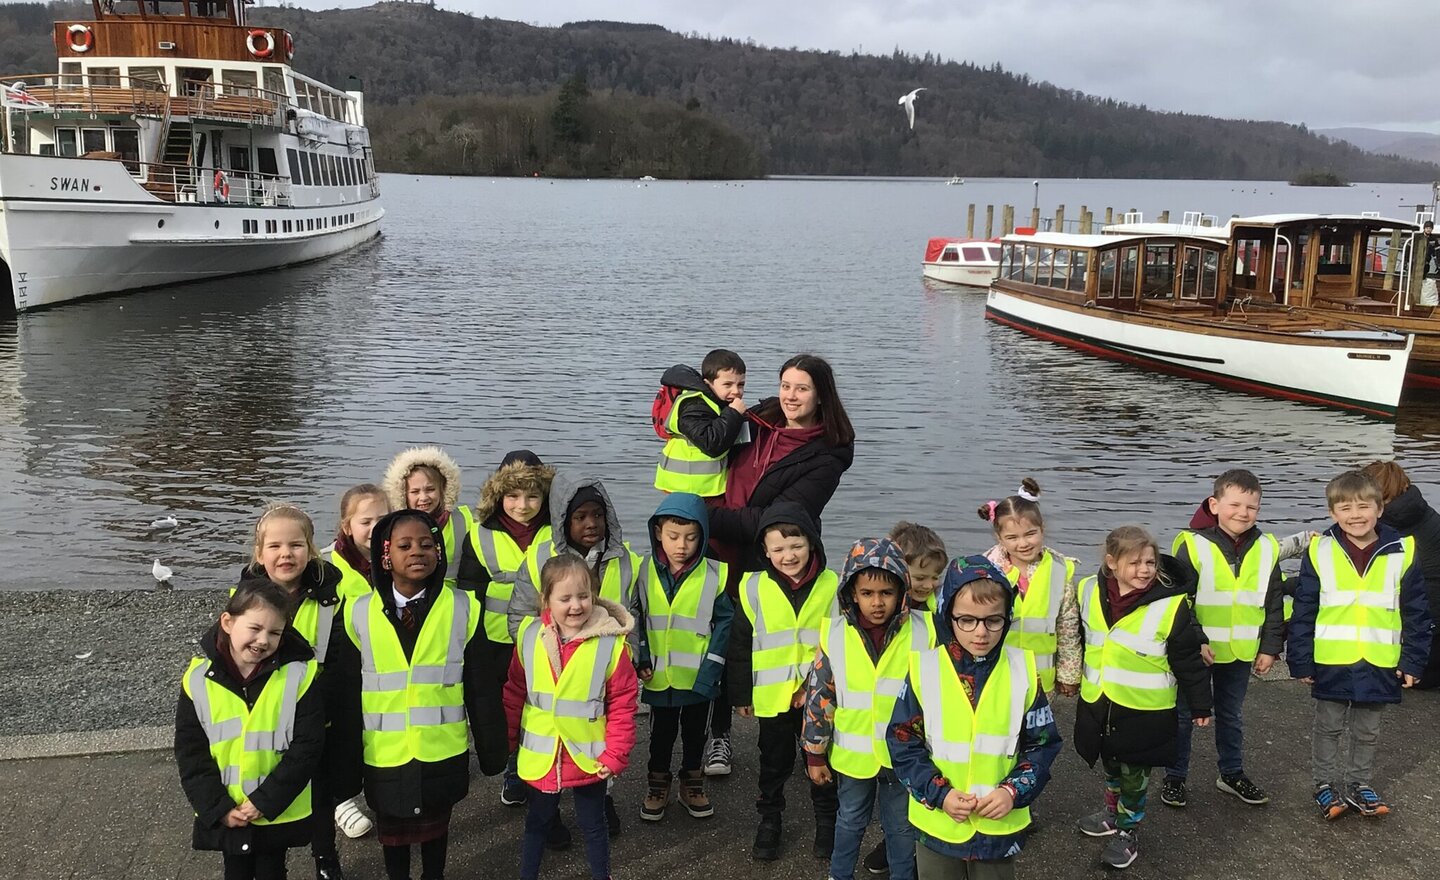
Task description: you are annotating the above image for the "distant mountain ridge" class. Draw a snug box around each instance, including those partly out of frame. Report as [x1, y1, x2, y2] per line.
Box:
[1317, 127, 1440, 165]
[2, 1, 1437, 180]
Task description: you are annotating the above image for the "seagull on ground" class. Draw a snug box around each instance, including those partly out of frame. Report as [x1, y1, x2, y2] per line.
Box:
[899, 88, 926, 129]
[153, 559, 174, 583]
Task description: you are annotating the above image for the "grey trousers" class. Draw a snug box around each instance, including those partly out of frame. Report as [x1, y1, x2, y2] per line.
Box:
[916, 844, 1015, 880]
[1311, 698, 1383, 789]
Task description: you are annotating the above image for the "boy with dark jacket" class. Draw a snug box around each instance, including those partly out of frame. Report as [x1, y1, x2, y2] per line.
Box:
[1290, 470, 1432, 819]
[653, 350, 749, 497]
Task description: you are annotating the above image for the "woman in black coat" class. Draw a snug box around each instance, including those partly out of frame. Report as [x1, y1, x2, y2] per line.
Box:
[1363, 460, 1440, 687]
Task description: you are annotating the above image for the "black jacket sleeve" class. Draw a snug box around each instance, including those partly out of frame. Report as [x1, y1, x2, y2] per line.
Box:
[676, 397, 747, 458]
[1166, 601, 1213, 718]
[1258, 566, 1288, 657]
[325, 628, 365, 799]
[247, 682, 326, 821]
[464, 632, 507, 776]
[175, 689, 237, 829]
[727, 600, 754, 708]
[456, 534, 493, 598]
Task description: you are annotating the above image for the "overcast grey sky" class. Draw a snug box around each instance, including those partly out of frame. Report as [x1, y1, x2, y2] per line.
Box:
[287, 0, 1435, 131]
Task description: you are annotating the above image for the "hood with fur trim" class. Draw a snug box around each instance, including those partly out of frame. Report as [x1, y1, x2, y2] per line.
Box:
[548, 471, 627, 561]
[476, 456, 557, 525]
[382, 446, 462, 514]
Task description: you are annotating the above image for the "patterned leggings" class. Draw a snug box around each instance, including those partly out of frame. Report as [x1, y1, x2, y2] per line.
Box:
[1101, 758, 1149, 832]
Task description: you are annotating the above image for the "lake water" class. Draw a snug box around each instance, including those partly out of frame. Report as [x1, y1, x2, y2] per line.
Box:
[4, 175, 1440, 591]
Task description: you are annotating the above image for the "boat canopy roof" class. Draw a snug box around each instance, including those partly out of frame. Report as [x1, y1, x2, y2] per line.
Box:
[924, 237, 995, 261]
[1103, 222, 1230, 240]
[998, 230, 1226, 250]
[1231, 213, 1417, 230]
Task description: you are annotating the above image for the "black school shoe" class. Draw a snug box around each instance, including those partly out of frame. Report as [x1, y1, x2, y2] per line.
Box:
[1160, 777, 1187, 808]
[863, 839, 888, 874]
[753, 817, 782, 861]
[314, 856, 345, 880]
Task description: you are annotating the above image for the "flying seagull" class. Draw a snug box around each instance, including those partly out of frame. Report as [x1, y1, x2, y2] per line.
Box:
[898, 88, 926, 129]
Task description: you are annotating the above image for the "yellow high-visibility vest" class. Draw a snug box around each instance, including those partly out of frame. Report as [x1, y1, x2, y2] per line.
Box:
[1310, 534, 1412, 669]
[470, 524, 554, 645]
[438, 506, 476, 589]
[738, 569, 839, 717]
[654, 392, 729, 496]
[641, 557, 728, 693]
[182, 656, 318, 826]
[821, 613, 913, 778]
[1006, 550, 1074, 691]
[326, 548, 374, 601]
[1174, 532, 1277, 663]
[515, 617, 626, 779]
[1077, 577, 1184, 710]
[519, 541, 642, 611]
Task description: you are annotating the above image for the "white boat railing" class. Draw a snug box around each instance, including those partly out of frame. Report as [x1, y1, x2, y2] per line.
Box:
[129, 160, 293, 206]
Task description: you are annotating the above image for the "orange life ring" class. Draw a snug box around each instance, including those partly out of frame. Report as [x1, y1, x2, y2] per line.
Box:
[246, 29, 274, 59]
[284, 32, 295, 60]
[67, 24, 92, 54]
[213, 169, 230, 201]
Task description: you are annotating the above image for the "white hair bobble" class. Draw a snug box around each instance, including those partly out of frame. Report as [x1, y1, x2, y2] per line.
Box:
[1016, 485, 1040, 502]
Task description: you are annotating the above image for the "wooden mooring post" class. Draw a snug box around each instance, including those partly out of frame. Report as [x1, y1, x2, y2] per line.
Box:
[966, 203, 976, 238]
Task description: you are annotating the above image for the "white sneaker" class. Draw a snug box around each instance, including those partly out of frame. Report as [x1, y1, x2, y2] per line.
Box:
[334, 796, 374, 839]
[703, 734, 733, 776]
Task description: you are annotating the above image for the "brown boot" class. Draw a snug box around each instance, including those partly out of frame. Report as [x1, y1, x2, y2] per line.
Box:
[640, 771, 672, 821]
[678, 769, 714, 818]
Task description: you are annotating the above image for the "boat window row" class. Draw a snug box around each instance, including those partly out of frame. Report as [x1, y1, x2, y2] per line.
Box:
[242, 212, 360, 236]
[285, 148, 371, 188]
[939, 245, 1000, 264]
[44, 125, 140, 162]
[1000, 244, 1090, 292]
[59, 61, 288, 102]
[1093, 243, 1220, 303]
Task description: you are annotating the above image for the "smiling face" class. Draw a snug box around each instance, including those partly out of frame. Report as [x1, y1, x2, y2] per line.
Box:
[502, 489, 544, 525]
[387, 517, 439, 592]
[853, 570, 901, 626]
[997, 513, 1044, 566]
[405, 467, 443, 515]
[547, 569, 594, 639]
[907, 558, 944, 604]
[567, 500, 606, 551]
[1209, 486, 1261, 540]
[258, 519, 311, 590]
[658, 519, 702, 569]
[220, 604, 287, 673]
[778, 367, 819, 428]
[342, 494, 390, 555]
[763, 528, 812, 580]
[1331, 497, 1382, 547]
[1106, 545, 1158, 594]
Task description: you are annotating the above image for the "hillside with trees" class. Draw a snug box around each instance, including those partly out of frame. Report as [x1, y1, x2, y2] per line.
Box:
[3, 1, 1435, 181]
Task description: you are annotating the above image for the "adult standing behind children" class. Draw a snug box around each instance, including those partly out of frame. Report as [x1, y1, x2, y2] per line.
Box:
[1361, 459, 1440, 687]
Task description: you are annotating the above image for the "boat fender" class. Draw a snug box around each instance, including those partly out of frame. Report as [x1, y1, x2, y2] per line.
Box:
[284, 32, 295, 60]
[247, 29, 275, 59]
[67, 24, 93, 54]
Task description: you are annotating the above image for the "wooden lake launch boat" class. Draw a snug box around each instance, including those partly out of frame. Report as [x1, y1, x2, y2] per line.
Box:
[0, 0, 382, 312]
[985, 230, 1413, 418]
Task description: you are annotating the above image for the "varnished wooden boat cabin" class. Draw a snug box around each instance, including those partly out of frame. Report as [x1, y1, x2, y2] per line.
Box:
[985, 230, 1412, 418]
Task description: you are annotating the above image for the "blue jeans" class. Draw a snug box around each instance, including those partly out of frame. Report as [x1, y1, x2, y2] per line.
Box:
[1169, 659, 1251, 780]
[830, 770, 916, 880]
[519, 781, 608, 880]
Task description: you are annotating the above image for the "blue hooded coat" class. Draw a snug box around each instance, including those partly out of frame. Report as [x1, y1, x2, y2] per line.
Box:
[635, 492, 736, 707]
[1289, 523, 1432, 704]
[886, 556, 1062, 862]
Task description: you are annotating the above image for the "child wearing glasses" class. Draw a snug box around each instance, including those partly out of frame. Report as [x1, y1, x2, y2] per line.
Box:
[1058, 527, 1212, 870]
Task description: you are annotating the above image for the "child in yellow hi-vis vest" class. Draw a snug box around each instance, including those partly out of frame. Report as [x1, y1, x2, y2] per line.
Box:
[176, 579, 323, 880]
[505, 554, 638, 880]
[887, 556, 1062, 880]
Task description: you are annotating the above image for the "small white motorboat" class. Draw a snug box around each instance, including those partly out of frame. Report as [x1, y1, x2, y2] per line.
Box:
[922, 237, 1000, 286]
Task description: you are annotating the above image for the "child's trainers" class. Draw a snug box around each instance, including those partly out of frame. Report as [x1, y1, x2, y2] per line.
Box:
[1314, 784, 1349, 820]
[1345, 785, 1390, 817]
[1216, 773, 1270, 805]
[703, 734, 733, 776]
[1100, 829, 1139, 869]
[1077, 809, 1118, 837]
[1160, 777, 1187, 808]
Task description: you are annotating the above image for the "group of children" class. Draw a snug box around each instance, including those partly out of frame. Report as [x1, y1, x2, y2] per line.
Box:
[175, 345, 1433, 880]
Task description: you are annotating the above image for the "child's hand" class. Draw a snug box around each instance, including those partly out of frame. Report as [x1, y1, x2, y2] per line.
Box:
[1253, 654, 1276, 676]
[596, 764, 614, 780]
[728, 395, 747, 412]
[236, 799, 261, 822]
[807, 763, 832, 786]
[1398, 670, 1420, 688]
[223, 808, 250, 828]
[1200, 644, 1216, 666]
[941, 789, 976, 822]
[1298, 676, 1314, 684]
[791, 687, 806, 709]
[737, 706, 754, 718]
[1055, 682, 1079, 698]
[974, 787, 1015, 820]
[1193, 715, 1211, 728]
[638, 668, 653, 682]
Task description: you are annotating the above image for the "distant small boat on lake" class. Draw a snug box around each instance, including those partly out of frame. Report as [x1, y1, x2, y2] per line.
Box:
[984, 229, 1413, 419]
[945, 176, 964, 186]
[0, 0, 382, 312]
[922, 237, 999, 286]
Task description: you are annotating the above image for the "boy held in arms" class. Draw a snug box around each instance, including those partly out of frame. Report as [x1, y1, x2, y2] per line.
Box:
[1162, 469, 1288, 809]
[887, 557, 1062, 880]
[654, 349, 749, 497]
[803, 538, 921, 880]
[1290, 470, 1431, 819]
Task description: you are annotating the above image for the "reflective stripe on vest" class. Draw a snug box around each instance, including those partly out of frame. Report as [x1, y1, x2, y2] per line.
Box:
[1311, 534, 1410, 668]
[439, 506, 475, 586]
[1077, 577, 1183, 710]
[345, 587, 477, 768]
[739, 570, 839, 717]
[515, 617, 624, 779]
[183, 657, 317, 825]
[910, 607, 937, 652]
[1176, 532, 1276, 663]
[654, 391, 728, 496]
[1006, 550, 1071, 691]
[822, 614, 912, 778]
[907, 645, 1034, 843]
[326, 548, 373, 601]
[472, 524, 553, 645]
[521, 543, 640, 612]
[641, 557, 726, 693]
[291, 599, 337, 665]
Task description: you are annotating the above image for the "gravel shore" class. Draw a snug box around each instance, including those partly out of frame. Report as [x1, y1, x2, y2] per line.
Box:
[0, 588, 228, 737]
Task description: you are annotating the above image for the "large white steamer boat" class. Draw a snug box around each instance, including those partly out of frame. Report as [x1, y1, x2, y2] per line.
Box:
[0, 0, 382, 312]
